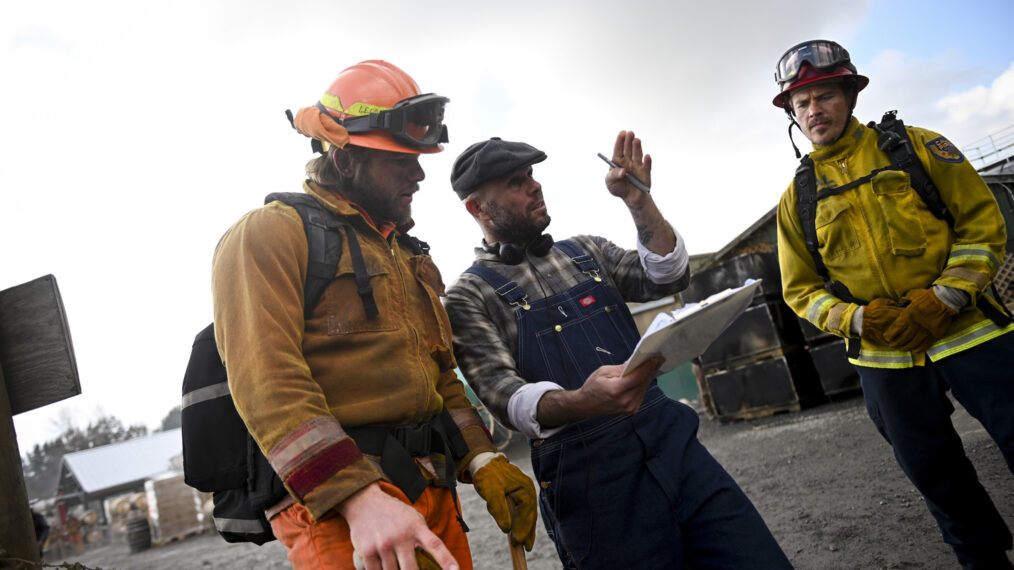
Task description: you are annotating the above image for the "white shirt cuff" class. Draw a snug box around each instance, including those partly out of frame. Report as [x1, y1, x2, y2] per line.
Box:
[851, 306, 864, 336]
[933, 285, 970, 312]
[468, 451, 504, 477]
[507, 381, 566, 440]
[636, 224, 689, 283]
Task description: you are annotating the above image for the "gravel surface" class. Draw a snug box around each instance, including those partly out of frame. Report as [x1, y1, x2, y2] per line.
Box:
[53, 394, 1013, 569]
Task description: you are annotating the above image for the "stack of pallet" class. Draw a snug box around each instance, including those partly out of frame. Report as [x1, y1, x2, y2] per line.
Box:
[681, 252, 825, 420]
[145, 472, 205, 545]
[797, 318, 860, 399]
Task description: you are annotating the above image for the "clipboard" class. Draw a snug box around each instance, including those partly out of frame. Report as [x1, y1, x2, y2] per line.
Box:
[623, 279, 763, 374]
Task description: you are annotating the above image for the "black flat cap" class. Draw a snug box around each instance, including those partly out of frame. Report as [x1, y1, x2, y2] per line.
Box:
[450, 137, 547, 199]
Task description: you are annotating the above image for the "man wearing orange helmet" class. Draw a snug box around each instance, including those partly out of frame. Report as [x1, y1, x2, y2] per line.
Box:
[212, 60, 537, 570]
[773, 40, 1014, 569]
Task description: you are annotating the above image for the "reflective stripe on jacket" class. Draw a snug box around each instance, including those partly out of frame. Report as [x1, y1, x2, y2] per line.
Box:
[776, 117, 1012, 369]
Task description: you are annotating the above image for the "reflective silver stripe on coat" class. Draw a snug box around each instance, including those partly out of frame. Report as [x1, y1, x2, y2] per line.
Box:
[214, 516, 266, 534]
[947, 246, 1000, 268]
[182, 382, 231, 410]
[807, 293, 836, 324]
[854, 352, 912, 366]
[927, 321, 1007, 360]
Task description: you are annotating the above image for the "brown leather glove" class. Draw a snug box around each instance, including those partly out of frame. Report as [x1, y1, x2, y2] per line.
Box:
[861, 298, 906, 345]
[472, 455, 538, 551]
[883, 288, 958, 352]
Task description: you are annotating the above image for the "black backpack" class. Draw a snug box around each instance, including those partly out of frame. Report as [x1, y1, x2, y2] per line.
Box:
[181, 192, 376, 544]
[794, 111, 1012, 357]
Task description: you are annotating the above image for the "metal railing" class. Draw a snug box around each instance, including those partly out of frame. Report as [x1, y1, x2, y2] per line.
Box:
[963, 124, 1014, 168]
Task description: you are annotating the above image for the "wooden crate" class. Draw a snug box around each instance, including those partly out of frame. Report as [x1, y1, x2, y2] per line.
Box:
[145, 472, 205, 544]
[702, 350, 824, 421]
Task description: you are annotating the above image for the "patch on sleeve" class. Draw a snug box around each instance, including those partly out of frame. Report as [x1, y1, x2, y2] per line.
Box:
[925, 136, 964, 163]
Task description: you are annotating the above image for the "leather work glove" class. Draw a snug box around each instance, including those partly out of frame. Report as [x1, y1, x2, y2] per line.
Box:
[472, 455, 538, 551]
[861, 298, 906, 345]
[883, 288, 958, 352]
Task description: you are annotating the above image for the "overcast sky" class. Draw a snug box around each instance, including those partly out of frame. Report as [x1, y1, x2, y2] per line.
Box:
[4, 0, 1014, 454]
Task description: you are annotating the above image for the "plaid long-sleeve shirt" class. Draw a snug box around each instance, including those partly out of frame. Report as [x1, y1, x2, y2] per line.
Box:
[443, 234, 690, 429]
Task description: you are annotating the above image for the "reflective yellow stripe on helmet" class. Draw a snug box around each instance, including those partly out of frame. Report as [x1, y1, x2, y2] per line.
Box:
[320, 92, 391, 117]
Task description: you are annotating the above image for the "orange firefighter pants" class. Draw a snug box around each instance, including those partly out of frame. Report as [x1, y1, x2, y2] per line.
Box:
[270, 481, 473, 570]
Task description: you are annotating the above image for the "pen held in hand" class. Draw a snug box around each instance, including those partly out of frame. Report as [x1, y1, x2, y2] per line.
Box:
[597, 152, 651, 194]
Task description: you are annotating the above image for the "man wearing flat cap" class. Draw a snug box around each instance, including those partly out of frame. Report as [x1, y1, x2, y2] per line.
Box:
[444, 131, 791, 568]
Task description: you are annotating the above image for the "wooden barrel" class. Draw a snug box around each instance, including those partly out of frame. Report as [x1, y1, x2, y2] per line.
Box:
[126, 517, 151, 553]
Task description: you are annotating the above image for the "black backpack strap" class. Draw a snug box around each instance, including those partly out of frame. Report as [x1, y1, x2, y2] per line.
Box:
[794, 156, 871, 308]
[795, 156, 867, 359]
[265, 192, 378, 318]
[794, 155, 829, 283]
[870, 111, 955, 227]
[977, 286, 1014, 327]
[342, 224, 379, 318]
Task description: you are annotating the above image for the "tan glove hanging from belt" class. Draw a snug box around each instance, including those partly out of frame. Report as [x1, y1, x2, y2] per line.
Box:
[883, 288, 959, 352]
[472, 454, 538, 551]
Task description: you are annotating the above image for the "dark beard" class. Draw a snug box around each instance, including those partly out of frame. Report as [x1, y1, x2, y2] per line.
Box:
[485, 199, 550, 244]
[348, 172, 412, 227]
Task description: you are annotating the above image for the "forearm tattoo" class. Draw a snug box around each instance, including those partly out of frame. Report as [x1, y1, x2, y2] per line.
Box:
[636, 224, 654, 245]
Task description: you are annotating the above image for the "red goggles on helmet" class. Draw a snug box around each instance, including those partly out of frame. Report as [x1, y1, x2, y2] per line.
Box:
[775, 40, 856, 86]
[319, 93, 449, 148]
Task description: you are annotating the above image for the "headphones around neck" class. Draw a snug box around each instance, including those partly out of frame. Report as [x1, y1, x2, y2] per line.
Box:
[483, 234, 554, 265]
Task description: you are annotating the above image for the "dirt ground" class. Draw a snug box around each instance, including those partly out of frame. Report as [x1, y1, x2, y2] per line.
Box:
[53, 393, 1013, 570]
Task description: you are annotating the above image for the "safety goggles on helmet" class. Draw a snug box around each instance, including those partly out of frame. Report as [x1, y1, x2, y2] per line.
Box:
[318, 93, 449, 149]
[775, 40, 855, 86]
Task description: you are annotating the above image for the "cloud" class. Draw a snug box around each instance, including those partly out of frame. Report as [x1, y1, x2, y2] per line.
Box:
[935, 63, 1014, 154]
[5, 0, 1011, 454]
[855, 50, 1014, 149]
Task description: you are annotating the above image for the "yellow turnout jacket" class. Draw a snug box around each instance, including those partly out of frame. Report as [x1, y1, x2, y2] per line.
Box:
[777, 117, 1012, 368]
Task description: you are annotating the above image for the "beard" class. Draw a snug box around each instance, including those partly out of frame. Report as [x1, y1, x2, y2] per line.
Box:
[485, 199, 550, 244]
[349, 172, 413, 227]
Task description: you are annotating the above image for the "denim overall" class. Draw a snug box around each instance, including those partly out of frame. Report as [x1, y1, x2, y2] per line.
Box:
[467, 241, 790, 569]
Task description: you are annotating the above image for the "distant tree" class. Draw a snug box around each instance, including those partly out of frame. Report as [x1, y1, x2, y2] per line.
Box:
[159, 406, 181, 431]
[21, 414, 148, 501]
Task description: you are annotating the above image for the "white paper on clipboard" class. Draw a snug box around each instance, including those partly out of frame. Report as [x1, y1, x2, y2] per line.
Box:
[623, 279, 763, 375]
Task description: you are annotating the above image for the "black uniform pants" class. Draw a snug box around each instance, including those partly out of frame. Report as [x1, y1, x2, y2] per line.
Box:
[857, 331, 1014, 570]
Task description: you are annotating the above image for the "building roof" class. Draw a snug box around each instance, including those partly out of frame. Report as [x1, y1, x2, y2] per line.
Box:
[980, 157, 1014, 182]
[59, 428, 181, 496]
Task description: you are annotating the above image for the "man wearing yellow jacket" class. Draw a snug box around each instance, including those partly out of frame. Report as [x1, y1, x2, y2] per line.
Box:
[212, 60, 536, 570]
[773, 40, 1014, 569]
